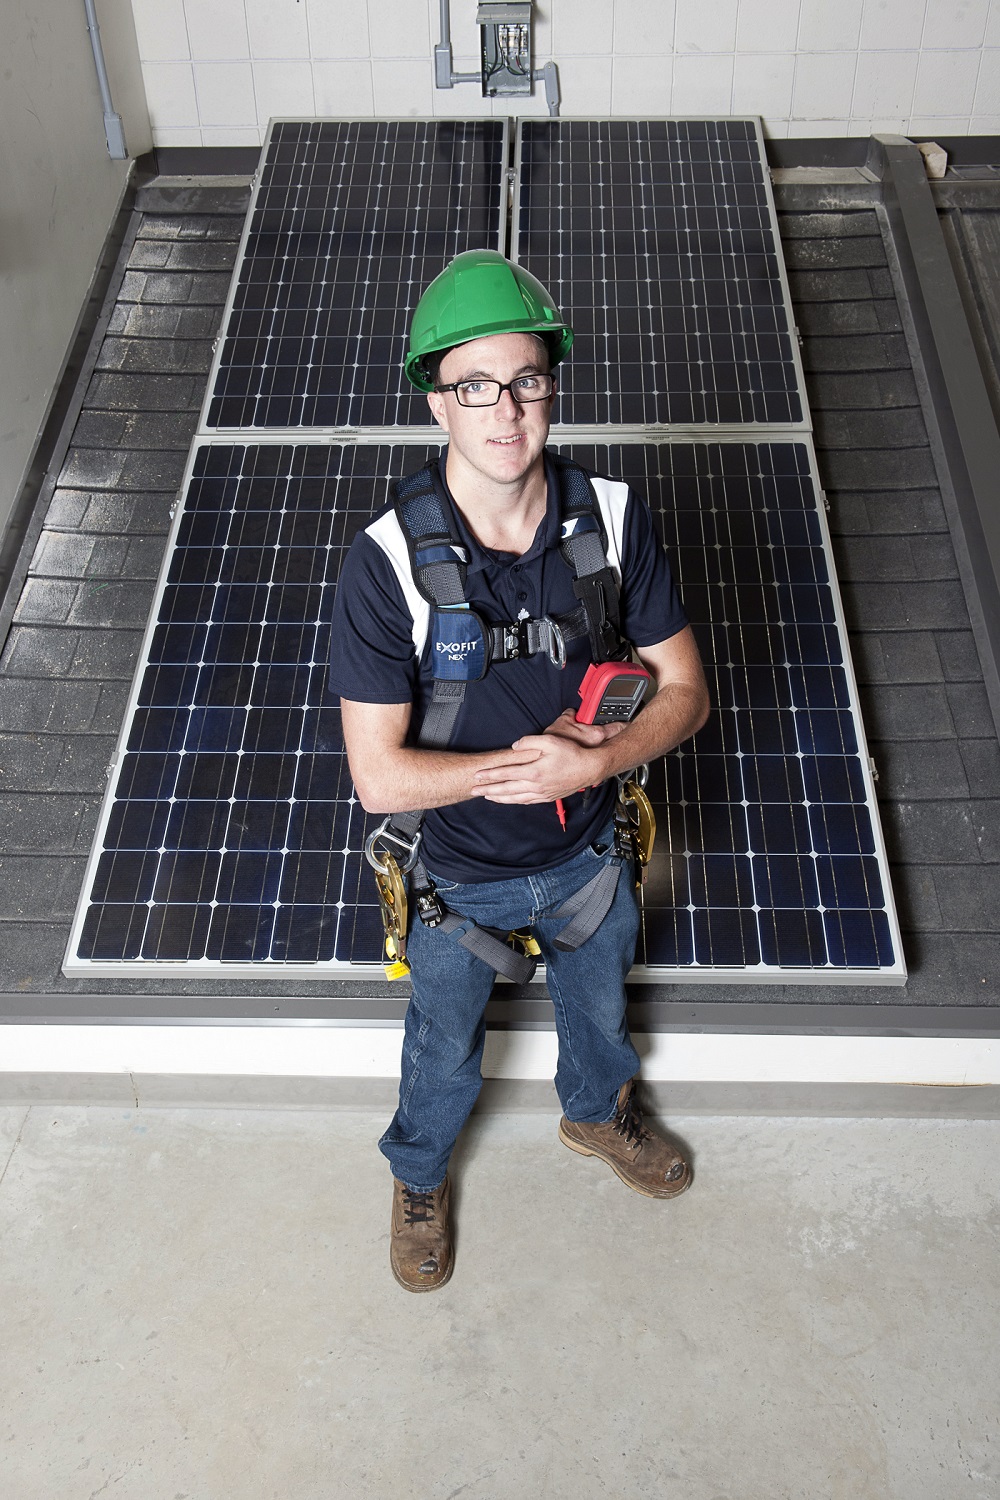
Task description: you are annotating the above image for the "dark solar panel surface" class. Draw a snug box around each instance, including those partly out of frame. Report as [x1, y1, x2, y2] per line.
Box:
[517, 119, 803, 427]
[72, 440, 896, 975]
[206, 120, 506, 431]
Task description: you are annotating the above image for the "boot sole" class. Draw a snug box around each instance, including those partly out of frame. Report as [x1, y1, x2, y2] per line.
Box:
[558, 1119, 692, 1200]
[390, 1250, 454, 1293]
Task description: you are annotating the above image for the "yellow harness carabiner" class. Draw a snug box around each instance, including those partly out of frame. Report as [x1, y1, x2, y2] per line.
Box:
[373, 853, 411, 979]
[618, 777, 656, 879]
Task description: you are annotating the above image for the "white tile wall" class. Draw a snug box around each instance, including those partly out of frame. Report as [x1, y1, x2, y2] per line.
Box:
[308, 2, 371, 58]
[675, 0, 739, 54]
[975, 48, 1000, 109]
[611, 55, 673, 114]
[245, 0, 310, 59]
[923, 0, 990, 50]
[672, 53, 736, 113]
[797, 0, 864, 52]
[142, 61, 199, 129]
[614, 0, 675, 55]
[131, 0, 189, 62]
[254, 61, 315, 123]
[313, 60, 375, 115]
[859, 0, 927, 53]
[552, 0, 614, 56]
[794, 52, 859, 121]
[371, 58, 433, 116]
[367, 0, 430, 59]
[130, 0, 1000, 146]
[733, 54, 797, 117]
[558, 55, 614, 113]
[737, 0, 801, 54]
[912, 49, 982, 116]
[184, 0, 249, 62]
[192, 61, 257, 128]
[853, 49, 920, 117]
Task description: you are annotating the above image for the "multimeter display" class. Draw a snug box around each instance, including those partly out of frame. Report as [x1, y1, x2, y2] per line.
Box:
[576, 661, 651, 725]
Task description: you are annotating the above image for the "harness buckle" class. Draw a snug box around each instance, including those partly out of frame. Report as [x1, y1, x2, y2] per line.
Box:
[414, 883, 447, 928]
[365, 818, 421, 875]
[501, 622, 522, 660]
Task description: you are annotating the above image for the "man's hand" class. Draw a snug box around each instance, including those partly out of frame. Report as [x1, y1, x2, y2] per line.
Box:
[474, 627, 710, 805]
[541, 707, 626, 749]
[471, 730, 610, 805]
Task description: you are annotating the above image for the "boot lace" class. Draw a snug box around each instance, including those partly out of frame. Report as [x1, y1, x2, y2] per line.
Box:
[612, 1089, 650, 1151]
[403, 1188, 436, 1224]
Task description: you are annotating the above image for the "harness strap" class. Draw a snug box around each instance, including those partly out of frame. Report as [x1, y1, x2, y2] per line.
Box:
[417, 679, 466, 752]
[437, 912, 538, 984]
[550, 861, 625, 954]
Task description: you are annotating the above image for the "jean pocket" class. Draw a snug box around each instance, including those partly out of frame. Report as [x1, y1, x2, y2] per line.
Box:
[420, 871, 461, 896]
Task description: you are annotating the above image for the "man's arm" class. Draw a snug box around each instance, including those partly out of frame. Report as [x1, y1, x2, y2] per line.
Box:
[340, 698, 542, 815]
[470, 624, 710, 806]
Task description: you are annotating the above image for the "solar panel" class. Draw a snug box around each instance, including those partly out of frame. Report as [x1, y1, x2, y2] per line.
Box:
[65, 438, 902, 981]
[204, 120, 508, 432]
[515, 119, 805, 428]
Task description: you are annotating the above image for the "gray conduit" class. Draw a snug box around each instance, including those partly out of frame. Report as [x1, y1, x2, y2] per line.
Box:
[83, 0, 128, 159]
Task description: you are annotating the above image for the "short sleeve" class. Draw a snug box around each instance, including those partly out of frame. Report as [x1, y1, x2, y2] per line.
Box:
[327, 532, 419, 704]
[618, 491, 689, 647]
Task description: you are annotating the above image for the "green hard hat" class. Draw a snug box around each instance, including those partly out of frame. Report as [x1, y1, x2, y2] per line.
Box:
[404, 249, 574, 391]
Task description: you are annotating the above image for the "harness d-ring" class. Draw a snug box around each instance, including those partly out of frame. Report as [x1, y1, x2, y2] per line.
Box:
[365, 818, 421, 875]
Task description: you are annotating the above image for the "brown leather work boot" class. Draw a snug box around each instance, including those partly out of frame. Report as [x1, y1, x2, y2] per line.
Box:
[558, 1079, 691, 1199]
[390, 1176, 454, 1292]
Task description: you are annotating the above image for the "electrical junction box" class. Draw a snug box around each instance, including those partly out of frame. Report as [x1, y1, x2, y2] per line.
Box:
[477, 2, 533, 96]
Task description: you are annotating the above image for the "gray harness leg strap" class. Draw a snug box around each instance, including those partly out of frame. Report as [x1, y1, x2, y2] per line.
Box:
[437, 913, 537, 985]
[550, 862, 624, 953]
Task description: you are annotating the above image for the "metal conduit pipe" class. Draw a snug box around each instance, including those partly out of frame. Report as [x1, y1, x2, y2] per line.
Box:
[435, 0, 481, 87]
[82, 0, 128, 159]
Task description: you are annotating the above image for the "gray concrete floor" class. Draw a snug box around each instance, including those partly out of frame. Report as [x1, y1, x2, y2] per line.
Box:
[0, 1105, 997, 1500]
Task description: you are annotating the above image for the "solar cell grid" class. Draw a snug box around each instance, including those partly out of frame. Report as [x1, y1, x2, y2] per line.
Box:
[558, 440, 895, 972]
[206, 120, 507, 431]
[69, 439, 900, 979]
[76, 443, 439, 967]
[517, 119, 804, 427]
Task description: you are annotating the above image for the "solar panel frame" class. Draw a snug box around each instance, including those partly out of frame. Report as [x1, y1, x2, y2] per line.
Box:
[200, 116, 510, 436]
[511, 117, 811, 432]
[63, 432, 904, 985]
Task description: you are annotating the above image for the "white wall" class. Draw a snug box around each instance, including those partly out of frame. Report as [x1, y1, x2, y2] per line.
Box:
[131, 0, 1000, 145]
[0, 0, 151, 542]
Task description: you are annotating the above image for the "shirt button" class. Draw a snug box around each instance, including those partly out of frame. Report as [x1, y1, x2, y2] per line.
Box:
[512, 564, 521, 572]
[517, 591, 527, 602]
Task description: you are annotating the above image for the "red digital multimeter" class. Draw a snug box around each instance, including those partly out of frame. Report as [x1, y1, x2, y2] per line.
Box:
[556, 661, 651, 829]
[575, 661, 651, 726]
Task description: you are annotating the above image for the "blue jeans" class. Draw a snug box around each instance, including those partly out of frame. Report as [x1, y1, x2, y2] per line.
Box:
[379, 828, 641, 1192]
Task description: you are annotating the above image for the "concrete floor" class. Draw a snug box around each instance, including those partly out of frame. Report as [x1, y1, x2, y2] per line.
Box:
[0, 1105, 997, 1500]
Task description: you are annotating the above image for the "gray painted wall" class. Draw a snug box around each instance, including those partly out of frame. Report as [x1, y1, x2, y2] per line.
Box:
[0, 0, 151, 542]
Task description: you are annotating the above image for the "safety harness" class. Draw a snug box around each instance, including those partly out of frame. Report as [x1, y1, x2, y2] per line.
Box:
[364, 456, 655, 982]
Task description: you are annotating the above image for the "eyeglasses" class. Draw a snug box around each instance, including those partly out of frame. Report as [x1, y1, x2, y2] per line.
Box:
[434, 374, 554, 407]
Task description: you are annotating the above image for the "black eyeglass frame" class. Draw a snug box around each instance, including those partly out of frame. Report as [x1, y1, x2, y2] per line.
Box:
[432, 374, 555, 407]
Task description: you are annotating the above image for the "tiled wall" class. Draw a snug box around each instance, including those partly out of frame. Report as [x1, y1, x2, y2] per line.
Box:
[132, 0, 1000, 146]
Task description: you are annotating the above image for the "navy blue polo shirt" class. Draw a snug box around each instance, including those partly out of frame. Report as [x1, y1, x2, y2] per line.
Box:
[329, 452, 688, 882]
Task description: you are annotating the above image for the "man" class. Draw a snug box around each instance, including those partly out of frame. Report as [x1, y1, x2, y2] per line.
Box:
[329, 251, 709, 1291]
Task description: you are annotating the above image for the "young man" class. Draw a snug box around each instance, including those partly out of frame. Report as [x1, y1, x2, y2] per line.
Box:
[329, 251, 709, 1291]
